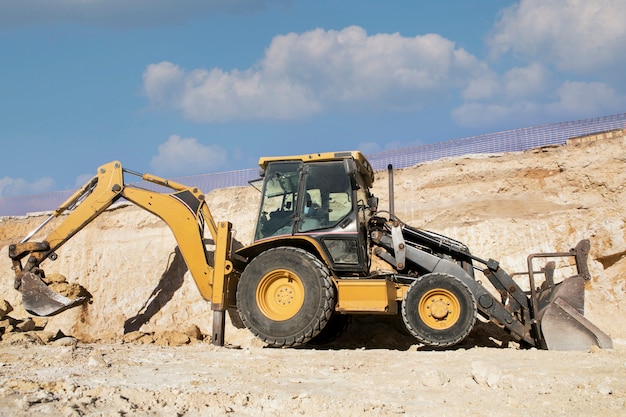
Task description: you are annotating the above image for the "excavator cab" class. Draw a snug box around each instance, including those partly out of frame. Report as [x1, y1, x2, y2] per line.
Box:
[251, 152, 376, 274]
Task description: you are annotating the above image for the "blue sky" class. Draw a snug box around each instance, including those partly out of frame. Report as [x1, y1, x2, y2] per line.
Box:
[1, 0, 625, 198]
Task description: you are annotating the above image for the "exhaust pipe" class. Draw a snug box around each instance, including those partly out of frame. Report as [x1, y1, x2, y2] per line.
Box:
[388, 164, 394, 216]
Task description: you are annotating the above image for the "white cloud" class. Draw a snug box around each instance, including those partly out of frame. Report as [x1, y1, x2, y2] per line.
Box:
[452, 79, 626, 127]
[0, 176, 55, 198]
[550, 81, 626, 114]
[488, 0, 626, 74]
[143, 26, 484, 122]
[150, 135, 228, 176]
[503, 63, 549, 98]
[462, 63, 549, 101]
[144, 64, 322, 122]
[143, 62, 186, 105]
[462, 71, 500, 101]
[0, 0, 280, 27]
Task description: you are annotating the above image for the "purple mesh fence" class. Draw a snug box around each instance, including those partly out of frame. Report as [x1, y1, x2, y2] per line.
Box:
[1, 112, 625, 217]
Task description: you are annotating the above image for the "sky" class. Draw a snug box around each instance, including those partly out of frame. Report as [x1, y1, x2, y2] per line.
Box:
[1, 0, 625, 198]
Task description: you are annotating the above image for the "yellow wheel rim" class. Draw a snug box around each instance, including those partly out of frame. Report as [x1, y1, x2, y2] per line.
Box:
[418, 288, 460, 330]
[256, 269, 305, 321]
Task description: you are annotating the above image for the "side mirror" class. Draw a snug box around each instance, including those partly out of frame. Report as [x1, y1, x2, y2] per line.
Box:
[343, 159, 357, 176]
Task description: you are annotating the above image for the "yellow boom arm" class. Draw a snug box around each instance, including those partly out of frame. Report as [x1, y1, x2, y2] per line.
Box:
[8, 161, 235, 343]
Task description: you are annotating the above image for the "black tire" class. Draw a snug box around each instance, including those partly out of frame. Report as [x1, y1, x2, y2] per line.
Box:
[236, 247, 335, 347]
[401, 272, 477, 347]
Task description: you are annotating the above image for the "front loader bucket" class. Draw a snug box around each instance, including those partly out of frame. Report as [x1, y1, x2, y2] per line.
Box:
[539, 275, 613, 350]
[20, 271, 88, 316]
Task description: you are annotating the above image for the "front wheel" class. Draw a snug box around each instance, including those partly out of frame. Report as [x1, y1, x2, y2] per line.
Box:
[402, 272, 477, 347]
[236, 247, 335, 347]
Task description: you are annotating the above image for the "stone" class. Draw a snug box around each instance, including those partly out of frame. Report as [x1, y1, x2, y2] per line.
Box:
[0, 299, 13, 318]
[15, 318, 36, 332]
[154, 330, 190, 346]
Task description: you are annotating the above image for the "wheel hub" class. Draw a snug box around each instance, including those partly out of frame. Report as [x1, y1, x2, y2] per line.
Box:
[418, 288, 461, 330]
[429, 298, 450, 319]
[256, 269, 305, 321]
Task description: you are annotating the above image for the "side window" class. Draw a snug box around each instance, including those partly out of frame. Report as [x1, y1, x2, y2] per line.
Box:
[254, 162, 301, 240]
[298, 162, 352, 233]
[297, 188, 321, 232]
[328, 192, 351, 222]
[323, 238, 359, 264]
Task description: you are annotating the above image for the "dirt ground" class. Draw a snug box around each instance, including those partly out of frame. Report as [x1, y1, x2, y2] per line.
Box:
[1, 341, 625, 417]
[1, 131, 625, 416]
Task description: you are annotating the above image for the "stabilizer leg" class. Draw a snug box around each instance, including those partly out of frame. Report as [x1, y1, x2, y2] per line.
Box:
[212, 309, 226, 346]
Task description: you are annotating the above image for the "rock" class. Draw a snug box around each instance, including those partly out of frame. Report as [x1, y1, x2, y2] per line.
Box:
[1, 332, 45, 346]
[137, 334, 155, 344]
[122, 331, 156, 344]
[471, 360, 502, 388]
[597, 380, 613, 395]
[122, 331, 147, 343]
[87, 350, 110, 368]
[44, 273, 68, 284]
[181, 323, 204, 341]
[15, 318, 36, 332]
[0, 299, 13, 318]
[52, 336, 78, 347]
[31, 316, 48, 329]
[43, 273, 91, 301]
[154, 330, 190, 346]
[22, 390, 57, 405]
[419, 369, 450, 387]
[35, 331, 57, 343]
[0, 317, 16, 334]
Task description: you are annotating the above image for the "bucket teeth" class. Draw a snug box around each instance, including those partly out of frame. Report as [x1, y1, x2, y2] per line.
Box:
[19, 271, 88, 317]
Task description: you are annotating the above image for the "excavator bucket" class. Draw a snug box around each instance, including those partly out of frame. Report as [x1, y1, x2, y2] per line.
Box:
[525, 240, 612, 351]
[19, 271, 88, 316]
[539, 275, 612, 350]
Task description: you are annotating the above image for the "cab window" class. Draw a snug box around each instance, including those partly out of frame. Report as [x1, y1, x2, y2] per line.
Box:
[298, 162, 352, 233]
[254, 162, 300, 240]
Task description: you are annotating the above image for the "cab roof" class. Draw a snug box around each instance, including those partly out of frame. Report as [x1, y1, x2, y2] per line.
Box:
[258, 150, 375, 187]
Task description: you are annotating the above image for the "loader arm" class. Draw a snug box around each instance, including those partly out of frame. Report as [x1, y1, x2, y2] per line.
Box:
[8, 161, 234, 333]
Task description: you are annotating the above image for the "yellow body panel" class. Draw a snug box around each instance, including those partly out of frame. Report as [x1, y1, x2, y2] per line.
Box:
[335, 279, 405, 314]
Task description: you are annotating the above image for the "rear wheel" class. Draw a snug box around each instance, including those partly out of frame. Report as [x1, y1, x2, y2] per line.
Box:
[237, 247, 335, 347]
[402, 272, 476, 347]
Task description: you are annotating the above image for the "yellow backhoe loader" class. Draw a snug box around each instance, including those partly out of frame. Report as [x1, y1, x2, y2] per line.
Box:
[8, 152, 612, 350]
